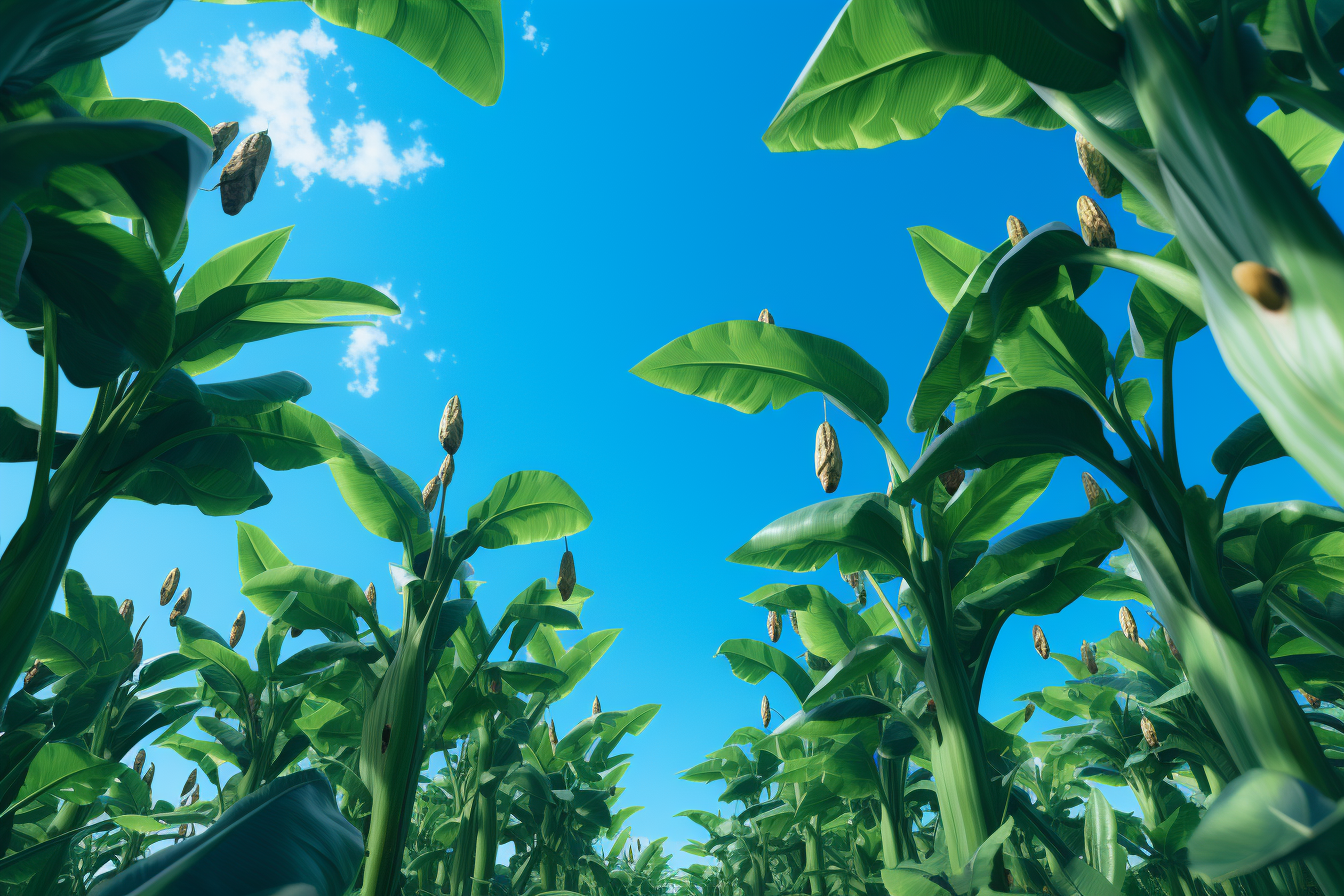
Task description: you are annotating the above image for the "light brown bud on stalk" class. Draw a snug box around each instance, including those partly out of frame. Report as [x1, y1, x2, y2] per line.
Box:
[1033, 625, 1050, 660]
[548, 719, 558, 749]
[592, 696, 602, 717]
[1077, 196, 1116, 249]
[290, 627, 304, 638]
[1140, 715, 1159, 749]
[119, 599, 134, 626]
[767, 610, 781, 643]
[142, 763, 155, 788]
[169, 587, 191, 627]
[1119, 607, 1140, 644]
[1233, 261, 1290, 311]
[1082, 472, 1104, 508]
[438, 396, 463, 455]
[23, 660, 42, 690]
[488, 675, 501, 695]
[219, 131, 271, 216]
[422, 474, 442, 512]
[758, 309, 774, 325]
[815, 421, 842, 493]
[181, 769, 197, 798]
[439, 454, 455, 489]
[229, 610, 246, 648]
[1024, 703, 1036, 722]
[789, 610, 800, 635]
[210, 121, 239, 166]
[1082, 640, 1098, 675]
[1007, 215, 1028, 245]
[1301, 689, 1322, 709]
[365, 583, 376, 608]
[761, 695, 771, 728]
[160, 568, 180, 606]
[1075, 133, 1124, 198]
[1164, 628, 1182, 663]
[558, 544, 576, 601]
[132, 750, 146, 775]
[939, 467, 965, 497]
[129, 639, 143, 673]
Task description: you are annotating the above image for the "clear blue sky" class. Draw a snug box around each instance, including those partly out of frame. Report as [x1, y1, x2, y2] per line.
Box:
[1, 0, 1334, 858]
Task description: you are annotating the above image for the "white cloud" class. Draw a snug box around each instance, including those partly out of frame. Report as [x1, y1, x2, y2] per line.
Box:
[408, 119, 425, 131]
[346, 81, 357, 92]
[160, 49, 190, 79]
[519, 11, 549, 54]
[341, 325, 388, 398]
[172, 19, 443, 195]
[372, 281, 415, 330]
[425, 349, 445, 363]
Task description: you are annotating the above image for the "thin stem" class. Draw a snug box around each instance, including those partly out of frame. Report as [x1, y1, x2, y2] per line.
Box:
[27, 298, 60, 522]
[1161, 309, 1190, 485]
[865, 572, 920, 654]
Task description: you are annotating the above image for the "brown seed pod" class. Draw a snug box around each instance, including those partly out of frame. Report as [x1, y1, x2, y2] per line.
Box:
[1082, 472, 1104, 508]
[229, 610, 246, 649]
[422, 474, 442, 512]
[290, 627, 304, 638]
[758, 308, 775, 325]
[488, 675, 501, 695]
[1081, 640, 1098, 675]
[815, 421, 842, 494]
[181, 769, 197, 798]
[438, 395, 463, 455]
[365, 583, 377, 608]
[176, 823, 189, 841]
[558, 547, 576, 601]
[219, 130, 271, 216]
[1301, 689, 1322, 710]
[548, 719, 558, 749]
[119, 599, 134, 626]
[23, 660, 42, 690]
[1077, 196, 1116, 249]
[210, 121, 239, 166]
[939, 467, 965, 496]
[1024, 703, 1036, 722]
[132, 749, 146, 775]
[1007, 215, 1028, 246]
[1032, 624, 1050, 660]
[760, 694, 771, 728]
[168, 587, 191, 627]
[767, 610, 782, 643]
[439, 453, 455, 489]
[160, 567, 180, 606]
[1164, 628, 1182, 664]
[129, 639, 143, 673]
[592, 696, 602, 716]
[789, 610, 800, 635]
[1140, 715, 1158, 749]
[142, 762, 155, 788]
[925, 698, 937, 713]
[1119, 607, 1140, 643]
[1075, 132, 1123, 198]
[1232, 261, 1289, 311]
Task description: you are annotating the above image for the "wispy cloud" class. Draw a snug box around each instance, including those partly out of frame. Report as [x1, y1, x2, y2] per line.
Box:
[520, 11, 549, 54]
[341, 325, 389, 398]
[160, 19, 443, 196]
[424, 349, 445, 363]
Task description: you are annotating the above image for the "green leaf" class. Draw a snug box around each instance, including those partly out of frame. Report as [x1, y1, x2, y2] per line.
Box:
[775, 695, 891, 738]
[197, 371, 312, 416]
[1084, 787, 1126, 889]
[11, 742, 120, 813]
[218, 401, 344, 472]
[761, 0, 1060, 153]
[0, 407, 78, 466]
[728, 493, 910, 579]
[177, 227, 292, 311]
[1, 1, 172, 91]
[940, 454, 1061, 545]
[1213, 414, 1287, 477]
[631, 320, 888, 423]
[90, 769, 362, 896]
[715, 639, 815, 705]
[804, 636, 914, 708]
[994, 300, 1109, 408]
[486, 660, 567, 694]
[553, 630, 621, 701]
[467, 471, 592, 551]
[236, 521, 292, 584]
[909, 226, 989, 312]
[42, 59, 111, 113]
[1128, 239, 1203, 360]
[117, 427, 272, 517]
[328, 428, 428, 549]
[273, 642, 379, 680]
[86, 98, 213, 149]
[738, 583, 820, 611]
[1257, 109, 1344, 186]
[175, 617, 262, 715]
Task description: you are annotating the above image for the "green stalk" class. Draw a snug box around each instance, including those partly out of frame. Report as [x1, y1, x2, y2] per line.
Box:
[804, 820, 825, 896]
[469, 723, 496, 896]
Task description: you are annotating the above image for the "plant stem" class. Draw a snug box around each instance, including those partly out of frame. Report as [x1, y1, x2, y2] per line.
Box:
[26, 297, 59, 522]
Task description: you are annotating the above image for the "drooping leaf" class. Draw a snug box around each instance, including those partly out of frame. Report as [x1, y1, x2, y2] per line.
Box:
[715, 639, 815, 705]
[728, 493, 910, 579]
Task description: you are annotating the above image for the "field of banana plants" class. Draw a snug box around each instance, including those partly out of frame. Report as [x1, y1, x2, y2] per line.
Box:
[3, 1, 1344, 895]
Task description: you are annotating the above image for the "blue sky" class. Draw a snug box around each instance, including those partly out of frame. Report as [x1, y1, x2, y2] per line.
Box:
[1, 0, 1335, 860]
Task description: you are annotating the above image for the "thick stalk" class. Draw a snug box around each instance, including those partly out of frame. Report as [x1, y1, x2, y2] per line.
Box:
[470, 723, 497, 896]
[804, 821, 825, 896]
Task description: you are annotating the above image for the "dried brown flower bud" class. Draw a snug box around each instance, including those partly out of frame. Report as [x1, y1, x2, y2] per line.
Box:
[1075, 133, 1123, 198]
[558, 547, 576, 602]
[592, 696, 602, 716]
[758, 308, 774, 325]
[767, 610, 782, 643]
[789, 610, 800, 635]
[815, 421, 842, 494]
[365, 583, 376, 608]
[1164, 627, 1182, 663]
[132, 749, 146, 775]
[422, 474, 442, 512]
[129, 639, 143, 673]
[220, 131, 271, 216]
[488, 675, 501, 695]
[23, 660, 42, 690]
[181, 769, 197, 797]
[1119, 607, 1140, 643]
[229, 610, 246, 649]
[1301, 689, 1322, 710]
[189, 784, 200, 805]
[760, 694, 771, 728]
[1232, 261, 1289, 311]
[119, 599, 134, 626]
[925, 698, 937, 713]
[939, 467, 965, 496]
[1024, 703, 1036, 722]
[210, 121, 239, 166]
[439, 454, 455, 489]
[176, 823, 189, 841]
[1007, 215, 1028, 246]
[1032, 625, 1049, 660]
[142, 763, 155, 788]
[438, 396, 463, 455]
[548, 719, 558, 749]
[1140, 714, 1158, 749]
[1077, 196, 1116, 249]
[290, 627, 304, 638]
[168, 587, 191, 627]
[1081, 640, 1098, 675]
[160, 568, 180, 606]
[1082, 472, 1104, 508]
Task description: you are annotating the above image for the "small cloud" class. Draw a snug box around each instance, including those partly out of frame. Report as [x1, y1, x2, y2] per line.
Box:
[408, 119, 425, 131]
[519, 11, 549, 54]
[346, 81, 357, 92]
[160, 49, 191, 79]
[341, 325, 388, 398]
[425, 349, 445, 363]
